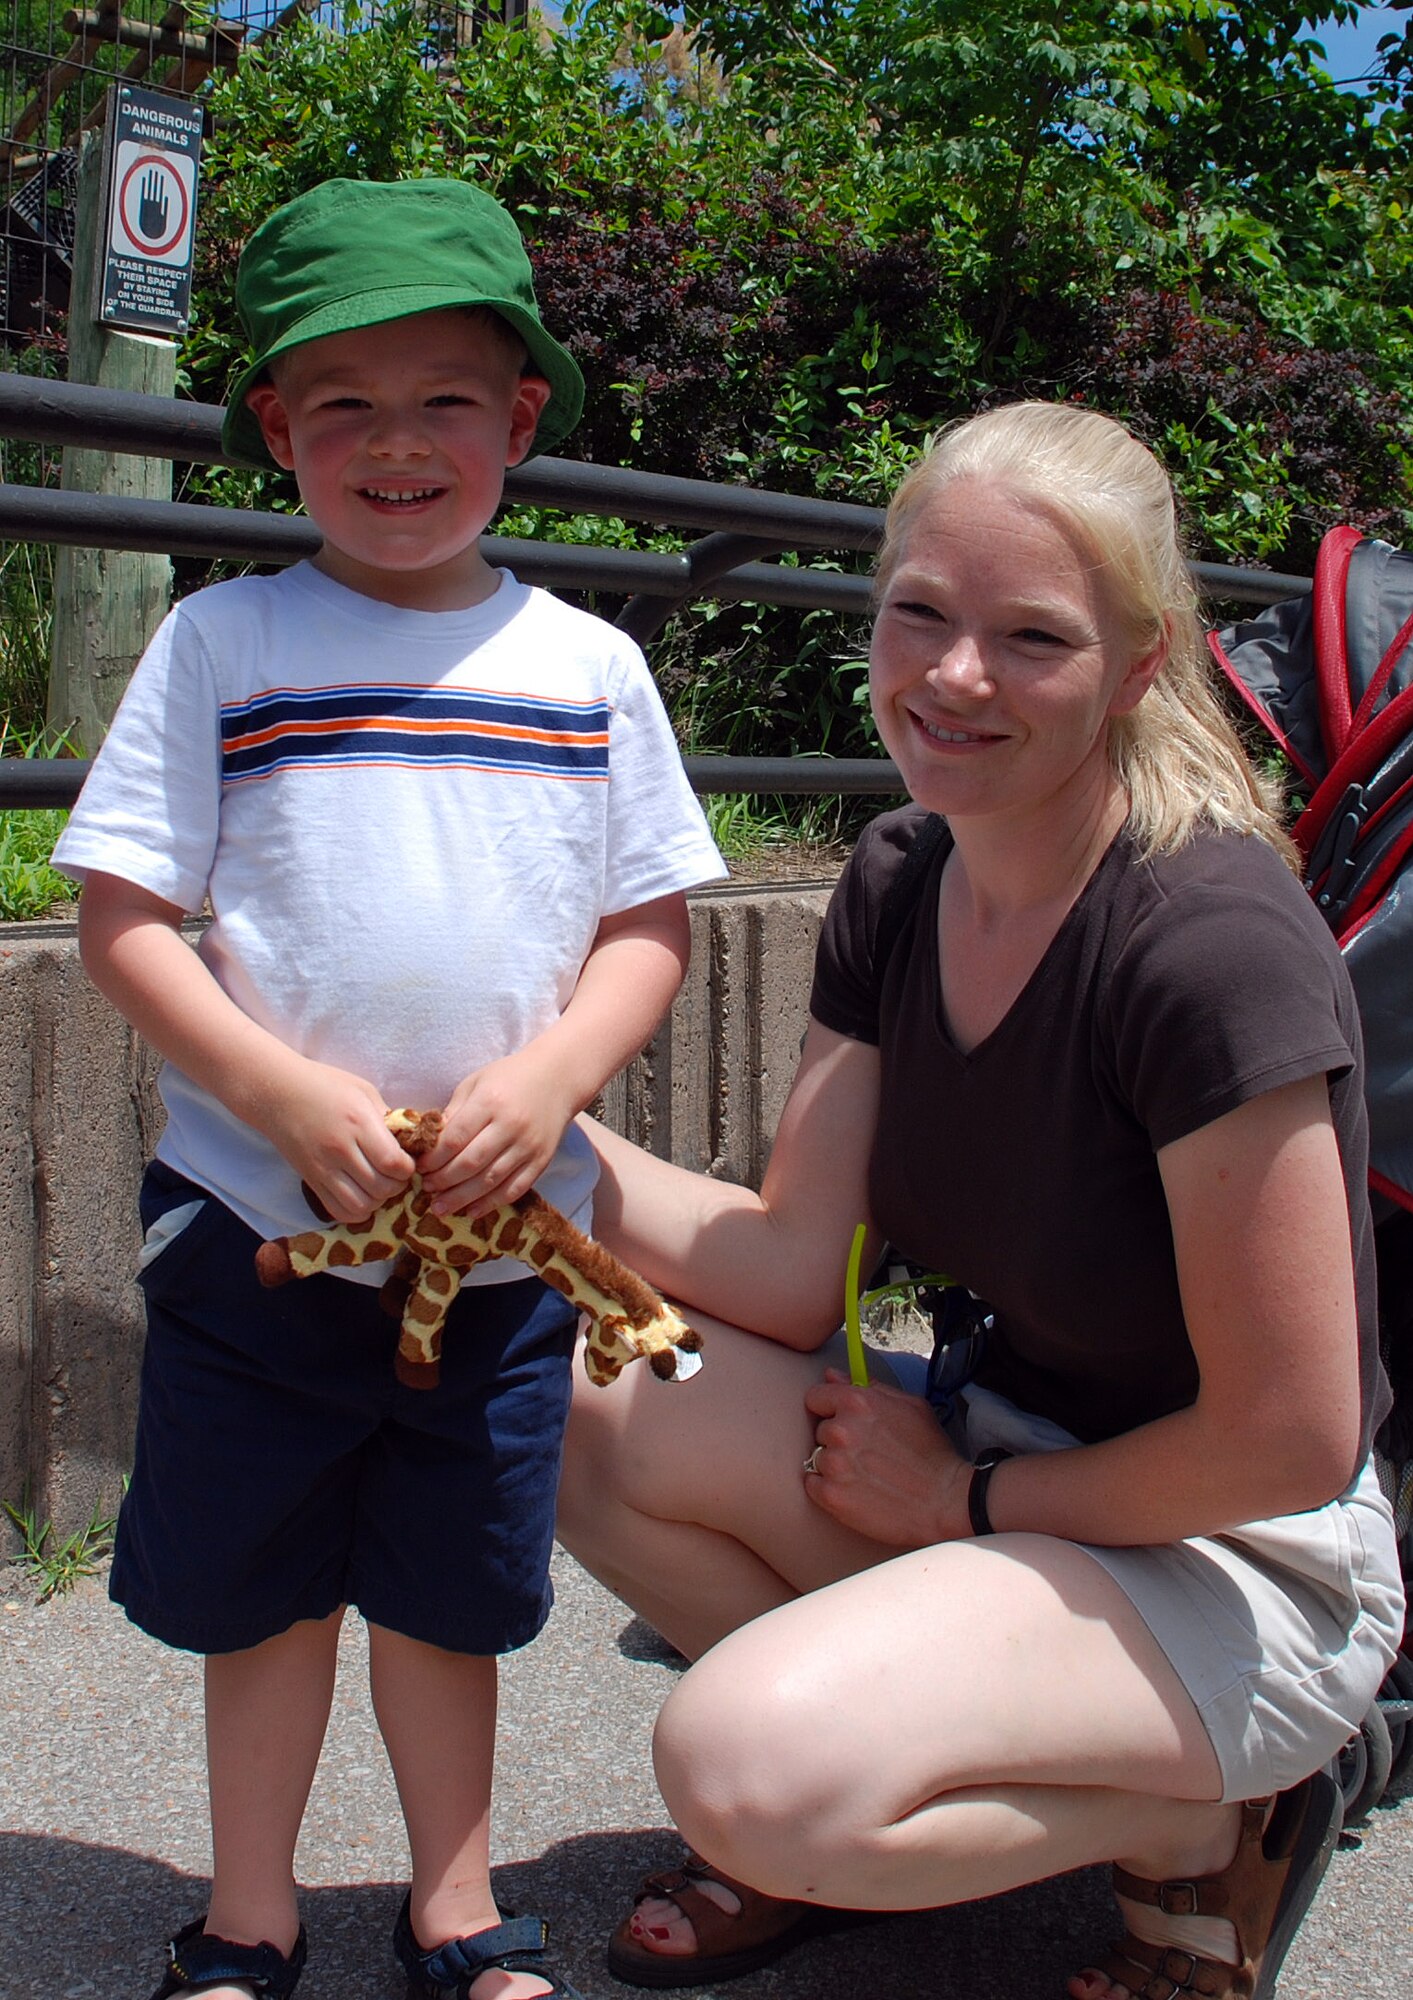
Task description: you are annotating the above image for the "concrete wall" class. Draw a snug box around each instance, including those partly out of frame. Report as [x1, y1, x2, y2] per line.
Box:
[0, 881, 833, 1544]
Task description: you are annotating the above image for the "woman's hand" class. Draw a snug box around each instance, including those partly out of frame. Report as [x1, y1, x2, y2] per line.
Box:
[802, 1368, 971, 1547]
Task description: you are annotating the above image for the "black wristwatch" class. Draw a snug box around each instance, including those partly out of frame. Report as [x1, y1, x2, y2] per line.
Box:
[967, 1447, 1013, 1536]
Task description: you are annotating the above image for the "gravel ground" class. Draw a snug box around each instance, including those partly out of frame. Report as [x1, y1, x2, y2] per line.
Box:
[2, 1546, 1408, 2000]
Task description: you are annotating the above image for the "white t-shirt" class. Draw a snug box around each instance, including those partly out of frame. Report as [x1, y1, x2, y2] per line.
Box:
[55, 563, 726, 1278]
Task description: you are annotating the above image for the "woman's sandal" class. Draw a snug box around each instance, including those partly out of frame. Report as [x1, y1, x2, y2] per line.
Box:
[147, 1917, 308, 2000]
[1082, 1769, 1343, 1999]
[605, 1853, 879, 1990]
[392, 1892, 586, 1999]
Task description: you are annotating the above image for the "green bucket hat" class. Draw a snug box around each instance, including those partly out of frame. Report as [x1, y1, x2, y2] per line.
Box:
[221, 177, 585, 470]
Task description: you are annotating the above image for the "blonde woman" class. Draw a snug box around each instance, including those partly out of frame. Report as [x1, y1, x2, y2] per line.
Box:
[558, 404, 1404, 2000]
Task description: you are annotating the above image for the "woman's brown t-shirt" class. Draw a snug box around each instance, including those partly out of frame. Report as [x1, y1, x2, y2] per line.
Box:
[809, 805, 1387, 1456]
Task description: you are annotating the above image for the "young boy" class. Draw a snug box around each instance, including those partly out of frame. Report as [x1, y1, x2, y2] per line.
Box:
[53, 177, 725, 2000]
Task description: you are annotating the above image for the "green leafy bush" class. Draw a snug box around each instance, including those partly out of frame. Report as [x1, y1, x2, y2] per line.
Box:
[8, 0, 1412, 787]
[1051, 285, 1410, 568]
[0, 723, 79, 921]
[0, 809, 75, 921]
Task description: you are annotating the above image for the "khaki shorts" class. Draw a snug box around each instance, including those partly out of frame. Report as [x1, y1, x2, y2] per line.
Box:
[1078, 1456, 1402, 1801]
[880, 1353, 1406, 1802]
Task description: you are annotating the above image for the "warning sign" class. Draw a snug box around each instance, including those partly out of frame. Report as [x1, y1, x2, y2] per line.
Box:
[98, 86, 203, 336]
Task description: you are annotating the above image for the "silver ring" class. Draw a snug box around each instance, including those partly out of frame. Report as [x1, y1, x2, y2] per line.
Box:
[803, 1445, 823, 1476]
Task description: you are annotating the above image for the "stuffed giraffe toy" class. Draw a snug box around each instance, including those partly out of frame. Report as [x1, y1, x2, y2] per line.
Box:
[254, 1108, 704, 1391]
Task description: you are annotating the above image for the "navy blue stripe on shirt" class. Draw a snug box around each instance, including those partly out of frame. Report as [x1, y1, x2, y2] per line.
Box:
[220, 682, 611, 786]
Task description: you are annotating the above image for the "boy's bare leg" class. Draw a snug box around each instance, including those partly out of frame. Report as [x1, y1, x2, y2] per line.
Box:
[191, 1610, 344, 2000]
[369, 1626, 554, 2000]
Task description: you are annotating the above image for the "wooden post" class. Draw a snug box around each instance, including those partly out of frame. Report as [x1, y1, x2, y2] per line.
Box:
[47, 125, 174, 755]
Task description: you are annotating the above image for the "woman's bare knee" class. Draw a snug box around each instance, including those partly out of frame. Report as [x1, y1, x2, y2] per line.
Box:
[649, 1536, 1229, 1905]
[564, 1320, 810, 1548]
[651, 1632, 857, 1895]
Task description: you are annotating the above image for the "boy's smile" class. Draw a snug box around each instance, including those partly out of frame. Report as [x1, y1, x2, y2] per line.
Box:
[245, 308, 551, 613]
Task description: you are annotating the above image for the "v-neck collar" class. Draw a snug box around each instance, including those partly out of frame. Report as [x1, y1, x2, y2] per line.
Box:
[923, 823, 1127, 1061]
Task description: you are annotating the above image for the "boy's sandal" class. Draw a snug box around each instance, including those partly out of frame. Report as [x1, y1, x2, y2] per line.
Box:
[1083, 1768, 1342, 2000]
[392, 1892, 585, 2000]
[148, 1917, 308, 2000]
[605, 1853, 879, 1990]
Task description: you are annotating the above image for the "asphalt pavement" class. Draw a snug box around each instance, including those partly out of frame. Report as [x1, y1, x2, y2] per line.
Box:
[2, 1544, 1409, 2000]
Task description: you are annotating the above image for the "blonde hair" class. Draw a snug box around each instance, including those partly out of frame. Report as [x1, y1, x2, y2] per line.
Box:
[874, 402, 1296, 865]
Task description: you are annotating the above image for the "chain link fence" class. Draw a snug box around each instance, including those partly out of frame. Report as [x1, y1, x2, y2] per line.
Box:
[0, 0, 534, 347]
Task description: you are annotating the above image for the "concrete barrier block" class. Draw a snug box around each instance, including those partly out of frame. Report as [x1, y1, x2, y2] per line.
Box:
[753, 887, 832, 1168]
[25, 929, 162, 1548]
[698, 897, 754, 1186]
[1, 923, 168, 1554]
[0, 931, 39, 1550]
[662, 894, 720, 1174]
[682, 888, 830, 1188]
[570, 886, 828, 1189]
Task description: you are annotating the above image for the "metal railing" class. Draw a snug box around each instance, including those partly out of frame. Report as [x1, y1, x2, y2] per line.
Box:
[0, 372, 1314, 810]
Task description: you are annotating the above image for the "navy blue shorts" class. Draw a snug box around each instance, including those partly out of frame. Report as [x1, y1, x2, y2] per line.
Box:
[111, 1161, 578, 1656]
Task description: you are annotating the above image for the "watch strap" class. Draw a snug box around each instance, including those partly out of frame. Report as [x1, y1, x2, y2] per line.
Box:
[967, 1447, 1013, 1536]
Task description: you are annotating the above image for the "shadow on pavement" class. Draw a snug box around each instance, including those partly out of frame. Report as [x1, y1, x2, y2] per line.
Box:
[612, 1617, 688, 1669]
[1, 1826, 1118, 2000]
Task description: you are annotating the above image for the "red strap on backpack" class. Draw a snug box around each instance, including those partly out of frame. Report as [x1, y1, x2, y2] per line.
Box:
[1312, 524, 1361, 759]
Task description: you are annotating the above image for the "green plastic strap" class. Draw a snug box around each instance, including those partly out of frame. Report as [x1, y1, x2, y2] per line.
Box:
[844, 1222, 869, 1386]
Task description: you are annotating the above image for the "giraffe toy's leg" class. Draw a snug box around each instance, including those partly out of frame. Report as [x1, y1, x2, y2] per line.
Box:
[255, 1191, 417, 1287]
[379, 1246, 423, 1326]
[393, 1258, 461, 1389]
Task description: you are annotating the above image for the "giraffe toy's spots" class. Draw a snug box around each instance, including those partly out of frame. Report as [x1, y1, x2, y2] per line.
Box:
[255, 1109, 704, 1390]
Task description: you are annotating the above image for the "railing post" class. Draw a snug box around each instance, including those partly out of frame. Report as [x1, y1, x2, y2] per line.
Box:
[46, 127, 174, 756]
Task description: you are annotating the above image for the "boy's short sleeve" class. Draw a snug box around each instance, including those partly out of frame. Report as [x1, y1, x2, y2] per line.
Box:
[599, 644, 726, 913]
[52, 604, 224, 915]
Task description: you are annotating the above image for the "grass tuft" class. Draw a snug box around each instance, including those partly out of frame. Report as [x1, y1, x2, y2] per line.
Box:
[3, 1490, 118, 1602]
[703, 791, 796, 860]
[0, 718, 79, 922]
[0, 807, 76, 921]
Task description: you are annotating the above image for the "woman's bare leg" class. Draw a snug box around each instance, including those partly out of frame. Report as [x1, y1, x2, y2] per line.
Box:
[651, 1535, 1247, 1993]
[557, 1314, 896, 1661]
[559, 1314, 912, 1954]
[560, 1327, 1263, 1992]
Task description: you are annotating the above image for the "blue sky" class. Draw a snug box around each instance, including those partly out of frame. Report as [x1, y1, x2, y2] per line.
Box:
[1312, 3, 1406, 90]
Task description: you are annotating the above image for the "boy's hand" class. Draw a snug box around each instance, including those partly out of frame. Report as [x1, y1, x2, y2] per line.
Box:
[259, 1061, 415, 1224]
[419, 1048, 576, 1218]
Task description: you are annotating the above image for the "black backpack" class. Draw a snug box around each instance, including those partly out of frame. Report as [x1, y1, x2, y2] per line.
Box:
[1210, 527, 1413, 1497]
